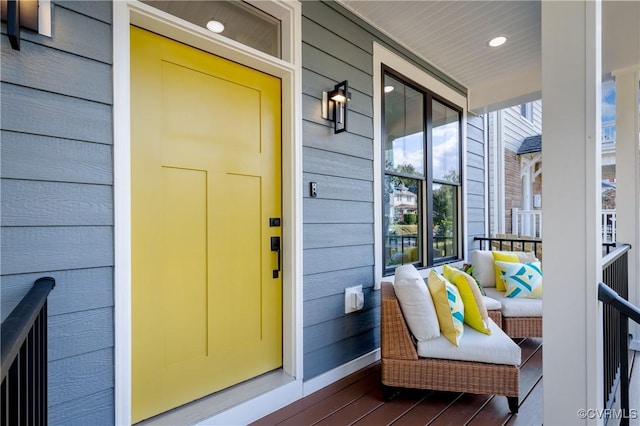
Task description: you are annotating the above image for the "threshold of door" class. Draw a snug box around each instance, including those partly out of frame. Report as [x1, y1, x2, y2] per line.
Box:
[136, 369, 294, 426]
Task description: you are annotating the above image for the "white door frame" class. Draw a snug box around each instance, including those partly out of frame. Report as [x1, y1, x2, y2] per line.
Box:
[112, 1, 303, 424]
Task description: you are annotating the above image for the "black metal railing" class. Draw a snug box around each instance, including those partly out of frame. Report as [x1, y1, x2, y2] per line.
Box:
[474, 236, 542, 256]
[604, 241, 618, 255]
[1, 277, 55, 426]
[598, 244, 633, 426]
[475, 236, 618, 259]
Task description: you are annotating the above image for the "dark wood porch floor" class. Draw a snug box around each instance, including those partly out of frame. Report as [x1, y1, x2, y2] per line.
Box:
[253, 338, 543, 426]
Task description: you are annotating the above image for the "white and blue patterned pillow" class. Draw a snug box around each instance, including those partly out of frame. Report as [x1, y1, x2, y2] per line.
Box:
[495, 260, 543, 299]
[446, 281, 465, 342]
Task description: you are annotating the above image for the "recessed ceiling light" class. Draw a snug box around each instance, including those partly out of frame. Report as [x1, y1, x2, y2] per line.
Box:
[384, 85, 395, 93]
[206, 20, 225, 33]
[488, 36, 507, 47]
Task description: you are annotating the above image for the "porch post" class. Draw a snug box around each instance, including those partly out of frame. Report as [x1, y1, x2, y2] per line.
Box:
[521, 157, 531, 236]
[542, 1, 603, 425]
[613, 67, 640, 349]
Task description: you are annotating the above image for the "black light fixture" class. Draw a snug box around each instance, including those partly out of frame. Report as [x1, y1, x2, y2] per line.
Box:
[1, 0, 42, 51]
[322, 80, 350, 134]
[6, 0, 20, 50]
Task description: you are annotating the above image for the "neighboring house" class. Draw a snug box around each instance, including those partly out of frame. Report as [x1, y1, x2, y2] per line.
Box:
[487, 101, 543, 237]
[488, 102, 618, 240]
[1, 2, 638, 426]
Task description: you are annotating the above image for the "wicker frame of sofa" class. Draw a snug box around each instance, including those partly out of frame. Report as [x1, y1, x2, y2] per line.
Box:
[501, 316, 542, 338]
[474, 248, 543, 339]
[487, 307, 542, 338]
[381, 282, 519, 413]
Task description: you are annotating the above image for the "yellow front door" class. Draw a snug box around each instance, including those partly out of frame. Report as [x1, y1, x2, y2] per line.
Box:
[130, 27, 282, 423]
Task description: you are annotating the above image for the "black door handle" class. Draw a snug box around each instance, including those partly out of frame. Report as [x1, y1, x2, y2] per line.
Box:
[271, 236, 281, 278]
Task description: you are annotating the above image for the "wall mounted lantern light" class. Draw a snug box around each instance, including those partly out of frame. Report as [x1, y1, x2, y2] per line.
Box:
[1, 0, 52, 51]
[322, 80, 350, 134]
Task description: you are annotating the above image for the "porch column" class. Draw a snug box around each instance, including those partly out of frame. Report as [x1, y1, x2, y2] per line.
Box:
[521, 157, 531, 236]
[613, 67, 640, 349]
[542, 1, 603, 425]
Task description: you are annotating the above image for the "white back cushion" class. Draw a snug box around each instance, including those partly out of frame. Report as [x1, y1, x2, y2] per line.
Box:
[470, 250, 497, 287]
[470, 250, 537, 288]
[394, 264, 440, 341]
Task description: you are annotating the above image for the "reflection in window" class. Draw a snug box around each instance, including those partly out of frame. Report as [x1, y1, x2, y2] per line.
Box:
[383, 75, 424, 270]
[432, 183, 458, 259]
[384, 176, 421, 269]
[383, 70, 461, 273]
[432, 100, 460, 183]
[384, 75, 425, 177]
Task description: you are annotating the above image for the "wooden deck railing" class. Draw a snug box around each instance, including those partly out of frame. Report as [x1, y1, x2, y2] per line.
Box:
[1, 277, 55, 426]
[599, 244, 633, 426]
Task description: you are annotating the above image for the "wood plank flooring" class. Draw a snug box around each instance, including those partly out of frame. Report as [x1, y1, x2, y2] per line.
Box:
[253, 338, 543, 426]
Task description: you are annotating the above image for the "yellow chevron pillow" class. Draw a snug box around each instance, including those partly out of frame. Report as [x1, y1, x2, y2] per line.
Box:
[428, 270, 464, 346]
[443, 265, 491, 334]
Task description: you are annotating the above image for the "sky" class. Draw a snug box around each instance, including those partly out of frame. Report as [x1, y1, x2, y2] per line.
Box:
[602, 79, 616, 123]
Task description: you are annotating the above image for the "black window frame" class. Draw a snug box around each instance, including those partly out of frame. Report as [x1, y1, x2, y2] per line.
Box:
[382, 66, 463, 275]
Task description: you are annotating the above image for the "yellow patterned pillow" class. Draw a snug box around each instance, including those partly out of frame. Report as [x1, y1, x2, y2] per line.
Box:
[443, 265, 490, 334]
[492, 251, 520, 291]
[428, 270, 464, 346]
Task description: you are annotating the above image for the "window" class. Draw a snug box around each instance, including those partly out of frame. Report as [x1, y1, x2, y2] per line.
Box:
[142, 1, 282, 58]
[520, 102, 533, 122]
[383, 70, 462, 273]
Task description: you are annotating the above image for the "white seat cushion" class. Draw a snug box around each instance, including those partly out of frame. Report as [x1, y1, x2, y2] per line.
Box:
[483, 296, 502, 311]
[485, 288, 543, 317]
[416, 318, 521, 366]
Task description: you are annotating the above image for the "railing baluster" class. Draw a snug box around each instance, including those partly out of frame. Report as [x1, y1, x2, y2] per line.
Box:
[619, 313, 629, 426]
[1, 277, 55, 426]
[598, 244, 633, 426]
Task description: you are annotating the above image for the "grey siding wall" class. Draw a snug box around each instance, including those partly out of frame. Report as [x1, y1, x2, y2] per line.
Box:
[301, 1, 377, 379]
[0, 2, 114, 425]
[467, 114, 487, 250]
[301, 1, 485, 380]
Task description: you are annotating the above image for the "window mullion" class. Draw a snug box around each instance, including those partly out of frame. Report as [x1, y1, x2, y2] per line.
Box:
[425, 93, 434, 266]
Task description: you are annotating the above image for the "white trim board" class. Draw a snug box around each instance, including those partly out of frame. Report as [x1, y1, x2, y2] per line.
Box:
[112, 1, 302, 424]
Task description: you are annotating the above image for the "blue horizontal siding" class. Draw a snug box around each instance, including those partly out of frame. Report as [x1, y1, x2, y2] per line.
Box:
[0, 2, 115, 424]
[301, 1, 482, 382]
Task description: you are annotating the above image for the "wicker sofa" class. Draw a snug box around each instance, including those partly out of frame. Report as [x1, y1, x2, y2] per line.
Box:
[470, 250, 543, 338]
[380, 282, 520, 413]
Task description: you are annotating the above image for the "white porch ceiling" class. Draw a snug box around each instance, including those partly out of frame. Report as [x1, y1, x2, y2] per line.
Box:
[339, 0, 640, 113]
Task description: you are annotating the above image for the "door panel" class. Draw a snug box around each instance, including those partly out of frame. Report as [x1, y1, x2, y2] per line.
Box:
[131, 26, 282, 423]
